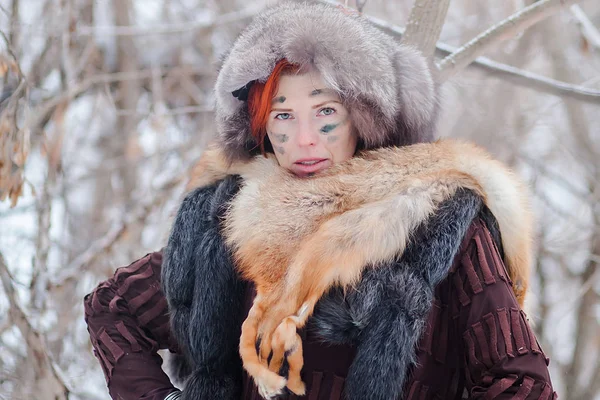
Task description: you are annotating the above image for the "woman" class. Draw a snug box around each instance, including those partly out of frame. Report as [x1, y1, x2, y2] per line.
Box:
[83, 2, 555, 399]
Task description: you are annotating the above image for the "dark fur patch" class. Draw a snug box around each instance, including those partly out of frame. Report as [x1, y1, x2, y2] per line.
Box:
[166, 352, 193, 387]
[310, 188, 484, 399]
[162, 176, 245, 397]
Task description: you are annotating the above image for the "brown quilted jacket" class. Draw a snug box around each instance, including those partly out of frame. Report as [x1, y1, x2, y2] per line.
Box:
[83, 218, 556, 399]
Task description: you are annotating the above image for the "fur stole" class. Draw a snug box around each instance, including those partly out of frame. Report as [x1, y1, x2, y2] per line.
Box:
[162, 176, 499, 399]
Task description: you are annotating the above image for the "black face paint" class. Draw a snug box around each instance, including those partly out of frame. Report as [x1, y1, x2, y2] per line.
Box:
[273, 133, 289, 143]
[320, 123, 339, 135]
[327, 135, 339, 143]
[275, 146, 285, 155]
[273, 96, 286, 104]
[310, 89, 322, 96]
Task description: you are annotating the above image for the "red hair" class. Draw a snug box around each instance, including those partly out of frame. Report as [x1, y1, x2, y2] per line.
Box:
[248, 59, 300, 154]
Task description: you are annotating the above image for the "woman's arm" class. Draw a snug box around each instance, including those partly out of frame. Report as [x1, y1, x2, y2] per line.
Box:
[83, 251, 182, 400]
[455, 220, 556, 399]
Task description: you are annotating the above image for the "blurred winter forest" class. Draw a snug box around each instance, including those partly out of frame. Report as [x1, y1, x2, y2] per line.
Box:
[0, 0, 599, 398]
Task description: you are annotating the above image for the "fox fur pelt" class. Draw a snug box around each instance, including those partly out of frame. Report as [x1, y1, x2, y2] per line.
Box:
[182, 138, 533, 398]
[162, 176, 501, 400]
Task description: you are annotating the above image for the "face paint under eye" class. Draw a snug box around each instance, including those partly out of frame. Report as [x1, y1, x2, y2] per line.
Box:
[275, 146, 285, 155]
[273, 133, 289, 143]
[320, 123, 339, 135]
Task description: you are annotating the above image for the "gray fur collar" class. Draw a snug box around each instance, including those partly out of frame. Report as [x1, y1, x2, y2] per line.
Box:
[162, 177, 495, 399]
[215, 1, 438, 162]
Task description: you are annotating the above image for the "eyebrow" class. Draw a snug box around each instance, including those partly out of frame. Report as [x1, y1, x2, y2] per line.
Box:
[310, 88, 337, 97]
[270, 99, 342, 113]
[270, 88, 338, 104]
[312, 100, 342, 109]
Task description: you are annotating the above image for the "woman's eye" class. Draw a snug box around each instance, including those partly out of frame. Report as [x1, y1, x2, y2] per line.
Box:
[275, 113, 292, 120]
[319, 107, 336, 116]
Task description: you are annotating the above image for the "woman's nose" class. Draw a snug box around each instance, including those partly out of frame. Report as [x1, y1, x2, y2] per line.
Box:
[295, 121, 319, 147]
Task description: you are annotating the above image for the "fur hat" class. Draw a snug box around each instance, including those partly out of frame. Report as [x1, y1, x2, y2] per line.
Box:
[215, 0, 438, 162]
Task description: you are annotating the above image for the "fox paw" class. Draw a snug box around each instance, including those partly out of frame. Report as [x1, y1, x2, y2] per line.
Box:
[256, 372, 287, 399]
[286, 375, 306, 396]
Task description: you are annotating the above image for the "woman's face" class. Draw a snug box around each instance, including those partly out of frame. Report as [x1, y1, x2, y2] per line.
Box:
[266, 70, 357, 178]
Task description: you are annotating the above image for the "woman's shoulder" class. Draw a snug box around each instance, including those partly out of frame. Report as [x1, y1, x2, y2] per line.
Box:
[445, 214, 517, 308]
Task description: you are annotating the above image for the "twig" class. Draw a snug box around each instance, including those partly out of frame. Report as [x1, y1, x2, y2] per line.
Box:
[31, 168, 52, 311]
[355, 0, 367, 13]
[401, 0, 451, 59]
[570, 5, 600, 51]
[438, 0, 582, 81]
[115, 105, 213, 117]
[515, 152, 597, 204]
[151, 60, 164, 112]
[555, 254, 600, 314]
[64, 142, 197, 186]
[0, 28, 24, 78]
[534, 189, 594, 231]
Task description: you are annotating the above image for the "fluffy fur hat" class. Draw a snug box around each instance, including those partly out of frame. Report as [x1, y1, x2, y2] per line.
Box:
[214, 0, 438, 162]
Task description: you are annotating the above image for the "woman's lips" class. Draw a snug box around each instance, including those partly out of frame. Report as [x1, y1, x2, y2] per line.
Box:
[291, 158, 330, 177]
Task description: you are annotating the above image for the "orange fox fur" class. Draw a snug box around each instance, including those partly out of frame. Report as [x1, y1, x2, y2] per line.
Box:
[186, 139, 534, 398]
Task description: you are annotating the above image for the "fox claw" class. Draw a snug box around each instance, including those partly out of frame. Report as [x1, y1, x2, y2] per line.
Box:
[256, 374, 287, 399]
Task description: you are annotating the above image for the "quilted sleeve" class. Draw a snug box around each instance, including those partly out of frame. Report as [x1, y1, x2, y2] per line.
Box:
[454, 221, 557, 399]
[83, 251, 181, 400]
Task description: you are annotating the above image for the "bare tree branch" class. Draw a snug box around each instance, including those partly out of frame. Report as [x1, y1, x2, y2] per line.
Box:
[401, 0, 450, 59]
[75, 3, 262, 37]
[589, 357, 600, 400]
[114, 105, 213, 117]
[515, 151, 598, 204]
[31, 168, 53, 310]
[8, 0, 19, 52]
[24, 65, 213, 136]
[0, 252, 70, 399]
[438, 0, 583, 81]
[112, 0, 139, 205]
[565, 252, 600, 399]
[443, 46, 600, 104]
[570, 5, 600, 52]
[350, 8, 600, 104]
[50, 175, 183, 288]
